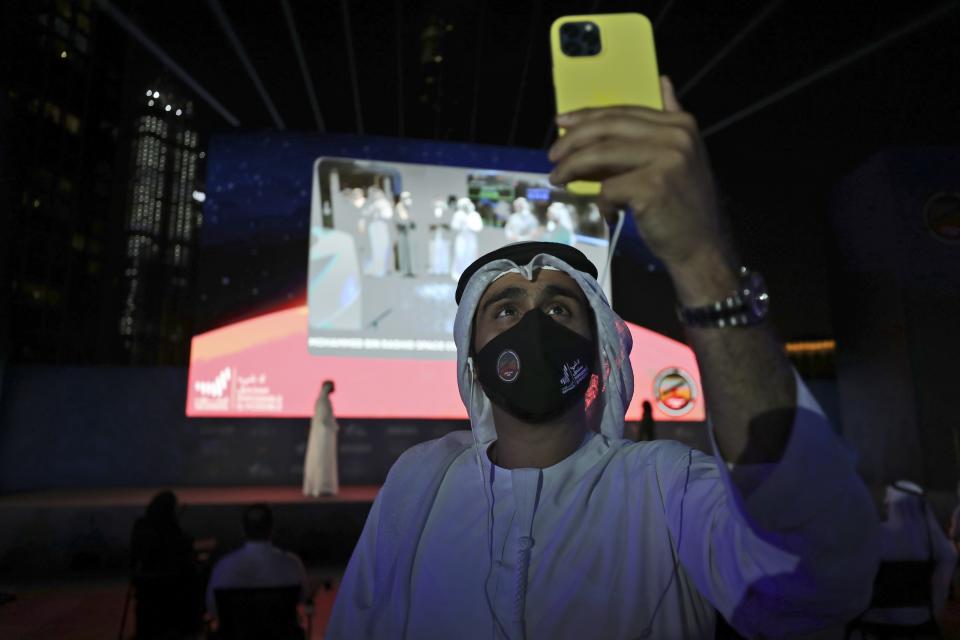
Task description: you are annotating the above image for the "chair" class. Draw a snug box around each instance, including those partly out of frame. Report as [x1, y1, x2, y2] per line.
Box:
[214, 585, 305, 640]
[847, 560, 940, 639]
[131, 572, 205, 639]
[714, 610, 747, 639]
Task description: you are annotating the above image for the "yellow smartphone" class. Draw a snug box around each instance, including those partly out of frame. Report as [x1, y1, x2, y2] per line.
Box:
[550, 13, 662, 195]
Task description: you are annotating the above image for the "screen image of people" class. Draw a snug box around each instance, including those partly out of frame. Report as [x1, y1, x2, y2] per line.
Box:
[307, 158, 613, 359]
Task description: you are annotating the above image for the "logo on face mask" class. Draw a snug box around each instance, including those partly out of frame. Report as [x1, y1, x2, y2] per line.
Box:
[559, 359, 589, 394]
[496, 350, 521, 383]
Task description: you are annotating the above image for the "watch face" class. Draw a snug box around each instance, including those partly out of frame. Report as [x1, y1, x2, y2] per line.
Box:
[750, 293, 769, 318]
[746, 272, 769, 318]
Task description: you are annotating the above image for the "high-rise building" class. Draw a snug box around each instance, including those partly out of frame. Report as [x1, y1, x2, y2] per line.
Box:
[119, 81, 204, 364]
[415, 14, 461, 140]
[1, 0, 128, 364]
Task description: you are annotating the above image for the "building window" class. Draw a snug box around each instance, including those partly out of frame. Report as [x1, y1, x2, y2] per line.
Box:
[43, 101, 62, 124]
[64, 113, 81, 134]
[53, 16, 70, 38]
[55, 0, 73, 19]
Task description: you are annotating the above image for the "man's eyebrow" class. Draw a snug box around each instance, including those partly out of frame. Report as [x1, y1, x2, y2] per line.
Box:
[543, 284, 586, 304]
[480, 286, 525, 314]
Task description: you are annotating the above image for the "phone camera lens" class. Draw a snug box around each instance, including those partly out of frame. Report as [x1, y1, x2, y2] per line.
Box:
[560, 21, 601, 57]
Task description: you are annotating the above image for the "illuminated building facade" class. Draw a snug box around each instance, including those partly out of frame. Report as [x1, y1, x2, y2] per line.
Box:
[119, 83, 204, 364]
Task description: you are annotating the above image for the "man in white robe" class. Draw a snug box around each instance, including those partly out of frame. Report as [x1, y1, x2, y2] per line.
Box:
[328, 77, 879, 639]
[303, 381, 339, 497]
[505, 197, 540, 243]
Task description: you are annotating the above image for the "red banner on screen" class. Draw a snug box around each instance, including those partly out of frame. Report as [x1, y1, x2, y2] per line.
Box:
[186, 306, 704, 422]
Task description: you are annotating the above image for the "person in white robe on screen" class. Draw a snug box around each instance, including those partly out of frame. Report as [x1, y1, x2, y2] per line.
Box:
[395, 191, 416, 277]
[303, 381, 339, 497]
[364, 187, 394, 277]
[542, 201, 576, 246]
[328, 77, 879, 639]
[450, 197, 483, 282]
[504, 196, 539, 243]
[428, 198, 452, 275]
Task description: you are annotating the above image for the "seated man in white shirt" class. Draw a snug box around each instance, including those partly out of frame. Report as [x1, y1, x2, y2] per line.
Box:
[205, 503, 308, 620]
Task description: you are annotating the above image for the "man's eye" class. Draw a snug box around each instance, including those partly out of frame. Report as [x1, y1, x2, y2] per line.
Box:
[546, 304, 568, 316]
[495, 306, 517, 319]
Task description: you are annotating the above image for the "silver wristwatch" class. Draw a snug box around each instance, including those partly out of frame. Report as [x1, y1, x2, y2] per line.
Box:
[676, 267, 769, 329]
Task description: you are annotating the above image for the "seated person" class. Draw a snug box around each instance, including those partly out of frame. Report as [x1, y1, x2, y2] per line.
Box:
[206, 503, 308, 620]
[862, 480, 957, 627]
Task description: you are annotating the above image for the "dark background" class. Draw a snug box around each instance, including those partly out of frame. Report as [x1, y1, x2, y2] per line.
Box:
[123, 0, 960, 340]
[4, 0, 959, 366]
[0, 0, 958, 496]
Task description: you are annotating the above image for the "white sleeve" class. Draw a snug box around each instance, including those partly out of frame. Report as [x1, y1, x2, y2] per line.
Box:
[654, 373, 880, 637]
[325, 493, 383, 639]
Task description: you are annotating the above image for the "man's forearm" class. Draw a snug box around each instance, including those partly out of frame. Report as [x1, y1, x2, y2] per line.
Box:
[669, 248, 796, 464]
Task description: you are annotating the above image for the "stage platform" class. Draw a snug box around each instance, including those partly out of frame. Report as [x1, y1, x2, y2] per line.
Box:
[0, 486, 379, 583]
[0, 485, 380, 508]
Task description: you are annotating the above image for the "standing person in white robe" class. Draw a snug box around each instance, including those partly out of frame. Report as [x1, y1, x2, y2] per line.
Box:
[303, 381, 339, 497]
[395, 191, 416, 277]
[328, 77, 879, 639]
[363, 188, 394, 277]
[504, 196, 540, 243]
[428, 198, 452, 275]
[542, 201, 576, 246]
[450, 197, 483, 281]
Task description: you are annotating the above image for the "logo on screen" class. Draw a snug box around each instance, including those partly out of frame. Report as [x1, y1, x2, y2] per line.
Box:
[654, 368, 696, 417]
[497, 350, 521, 383]
[194, 367, 232, 398]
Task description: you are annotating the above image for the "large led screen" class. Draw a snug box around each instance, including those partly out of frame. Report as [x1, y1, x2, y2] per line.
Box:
[187, 134, 704, 421]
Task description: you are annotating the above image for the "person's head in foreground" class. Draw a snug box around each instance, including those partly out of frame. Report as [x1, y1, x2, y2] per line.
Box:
[144, 490, 181, 530]
[242, 503, 273, 542]
[454, 241, 633, 466]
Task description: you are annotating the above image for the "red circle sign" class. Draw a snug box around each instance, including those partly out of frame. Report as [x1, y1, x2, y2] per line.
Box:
[654, 368, 697, 417]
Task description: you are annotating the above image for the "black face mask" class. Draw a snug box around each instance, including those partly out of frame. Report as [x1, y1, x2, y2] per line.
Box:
[475, 308, 595, 423]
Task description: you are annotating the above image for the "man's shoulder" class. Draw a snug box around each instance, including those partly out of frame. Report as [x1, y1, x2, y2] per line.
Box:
[378, 431, 474, 502]
[209, 547, 246, 582]
[390, 430, 474, 473]
[272, 547, 306, 575]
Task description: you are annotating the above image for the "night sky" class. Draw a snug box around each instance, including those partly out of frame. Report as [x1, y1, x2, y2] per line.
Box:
[121, 0, 960, 339]
[196, 132, 557, 333]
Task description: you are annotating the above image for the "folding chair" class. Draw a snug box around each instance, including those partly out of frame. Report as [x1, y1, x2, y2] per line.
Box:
[213, 585, 306, 640]
[847, 560, 940, 639]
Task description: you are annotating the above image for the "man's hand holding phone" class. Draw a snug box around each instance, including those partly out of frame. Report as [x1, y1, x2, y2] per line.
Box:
[547, 76, 739, 306]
